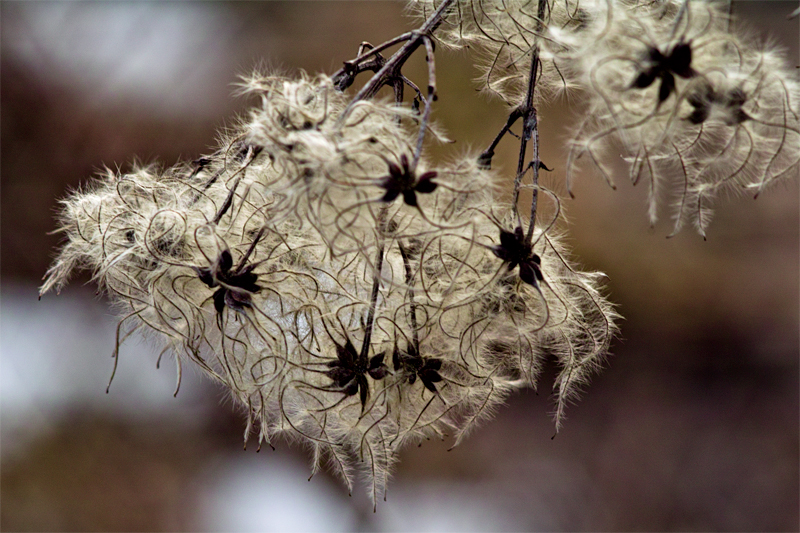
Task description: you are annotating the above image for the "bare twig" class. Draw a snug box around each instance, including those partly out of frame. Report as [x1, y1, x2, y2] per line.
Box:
[398, 240, 420, 352]
[340, 0, 455, 110]
[360, 207, 388, 362]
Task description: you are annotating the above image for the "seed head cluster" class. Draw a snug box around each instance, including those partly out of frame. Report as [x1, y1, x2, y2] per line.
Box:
[42, 73, 616, 502]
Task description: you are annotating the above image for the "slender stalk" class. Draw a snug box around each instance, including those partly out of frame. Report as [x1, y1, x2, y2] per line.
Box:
[524, 106, 540, 246]
[347, 34, 417, 67]
[360, 207, 388, 362]
[511, 0, 547, 247]
[669, 0, 691, 40]
[412, 35, 438, 168]
[510, 48, 537, 218]
[343, 3, 453, 361]
[212, 146, 263, 225]
[397, 240, 420, 352]
[478, 108, 523, 170]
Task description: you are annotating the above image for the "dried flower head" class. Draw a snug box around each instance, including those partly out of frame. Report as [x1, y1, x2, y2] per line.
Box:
[41, 69, 617, 503]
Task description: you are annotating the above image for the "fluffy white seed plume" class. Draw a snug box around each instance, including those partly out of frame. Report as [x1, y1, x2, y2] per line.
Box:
[41, 71, 617, 503]
[560, 0, 800, 235]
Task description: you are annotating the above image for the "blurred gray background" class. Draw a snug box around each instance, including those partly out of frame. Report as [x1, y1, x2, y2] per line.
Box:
[2, 1, 797, 531]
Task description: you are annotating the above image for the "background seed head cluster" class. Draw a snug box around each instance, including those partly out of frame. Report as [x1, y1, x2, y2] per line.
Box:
[414, 0, 800, 235]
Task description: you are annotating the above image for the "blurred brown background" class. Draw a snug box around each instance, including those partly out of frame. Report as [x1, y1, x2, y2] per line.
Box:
[2, 1, 797, 531]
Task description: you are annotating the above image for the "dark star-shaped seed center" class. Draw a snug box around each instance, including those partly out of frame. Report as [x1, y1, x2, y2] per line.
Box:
[686, 83, 750, 125]
[379, 154, 438, 207]
[633, 41, 696, 105]
[392, 343, 443, 393]
[492, 226, 544, 288]
[194, 249, 261, 314]
[325, 336, 388, 412]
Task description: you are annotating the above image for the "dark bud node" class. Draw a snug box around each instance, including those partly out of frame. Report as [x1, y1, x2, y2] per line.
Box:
[325, 337, 388, 411]
[492, 226, 544, 288]
[477, 151, 493, 170]
[379, 154, 438, 207]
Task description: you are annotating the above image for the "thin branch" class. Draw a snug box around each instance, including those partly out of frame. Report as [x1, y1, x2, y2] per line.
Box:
[412, 35, 438, 168]
[360, 207, 388, 362]
[398, 240, 420, 352]
[339, 0, 455, 115]
[478, 108, 524, 170]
